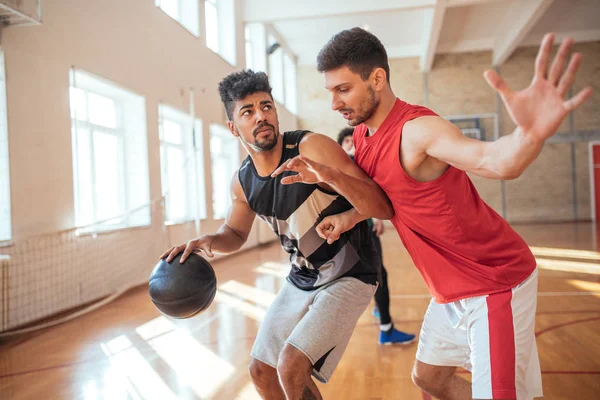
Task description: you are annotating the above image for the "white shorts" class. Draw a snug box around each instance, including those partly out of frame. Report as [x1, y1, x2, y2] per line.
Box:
[416, 269, 543, 399]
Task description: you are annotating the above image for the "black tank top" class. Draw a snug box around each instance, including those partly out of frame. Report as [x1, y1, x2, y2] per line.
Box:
[238, 130, 379, 290]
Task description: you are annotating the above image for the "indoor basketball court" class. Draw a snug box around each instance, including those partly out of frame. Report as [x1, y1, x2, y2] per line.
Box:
[0, 1, 599, 399]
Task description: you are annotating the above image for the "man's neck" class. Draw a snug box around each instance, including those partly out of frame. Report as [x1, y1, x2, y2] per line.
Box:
[248, 133, 284, 177]
[364, 88, 397, 137]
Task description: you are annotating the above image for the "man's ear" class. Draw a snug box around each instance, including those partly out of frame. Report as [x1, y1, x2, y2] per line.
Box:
[227, 120, 239, 137]
[372, 67, 388, 92]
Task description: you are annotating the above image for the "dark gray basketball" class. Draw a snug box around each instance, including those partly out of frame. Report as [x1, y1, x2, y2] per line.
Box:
[149, 252, 217, 319]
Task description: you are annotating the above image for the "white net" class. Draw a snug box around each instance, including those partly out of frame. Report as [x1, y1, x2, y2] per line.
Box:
[0, 199, 172, 335]
[0, 70, 207, 336]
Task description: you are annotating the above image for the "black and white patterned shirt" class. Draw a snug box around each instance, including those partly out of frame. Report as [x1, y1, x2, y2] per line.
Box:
[238, 130, 379, 290]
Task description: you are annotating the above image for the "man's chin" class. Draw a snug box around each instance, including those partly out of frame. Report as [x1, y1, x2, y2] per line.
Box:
[255, 136, 278, 151]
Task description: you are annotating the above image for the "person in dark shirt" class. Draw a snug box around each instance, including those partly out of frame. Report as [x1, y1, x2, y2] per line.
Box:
[337, 127, 415, 345]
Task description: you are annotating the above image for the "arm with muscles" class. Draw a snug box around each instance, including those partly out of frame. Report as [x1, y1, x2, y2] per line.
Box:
[160, 173, 256, 263]
[417, 33, 592, 180]
[271, 133, 393, 219]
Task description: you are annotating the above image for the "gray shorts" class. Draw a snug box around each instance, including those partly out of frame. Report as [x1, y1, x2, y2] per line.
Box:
[250, 277, 376, 383]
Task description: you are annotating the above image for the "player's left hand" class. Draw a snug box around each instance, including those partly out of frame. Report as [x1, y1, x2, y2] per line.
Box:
[316, 210, 360, 244]
[271, 154, 336, 185]
[483, 33, 592, 144]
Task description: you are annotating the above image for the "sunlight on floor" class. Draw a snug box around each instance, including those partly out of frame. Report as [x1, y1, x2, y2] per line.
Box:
[101, 336, 178, 400]
[144, 327, 236, 398]
[535, 257, 600, 275]
[567, 279, 600, 295]
[234, 382, 262, 400]
[213, 291, 267, 322]
[219, 280, 277, 307]
[530, 246, 600, 261]
[254, 261, 289, 278]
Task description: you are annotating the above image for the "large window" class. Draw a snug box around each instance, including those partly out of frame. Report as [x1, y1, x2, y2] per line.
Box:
[155, 0, 200, 37]
[283, 52, 297, 114]
[205, 0, 236, 66]
[204, 0, 219, 53]
[159, 104, 206, 224]
[210, 124, 239, 219]
[267, 33, 298, 114]
[245, 23, 266, 72]
[268, 35, 284, 105]
[70, 70, 150, 233]
[0, 52, 10, 242]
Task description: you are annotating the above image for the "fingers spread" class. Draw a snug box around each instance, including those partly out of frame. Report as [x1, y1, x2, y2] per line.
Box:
[180, 243, 196, 263]
[548, 37, 573, 86]
[160, 247, 173, 260]
[557, 53, 583, 97]
[535, 33, 554, 79]
[483, 70, 513, 99]
[166, 246, 182, 262]
[564, 86, 593, 112]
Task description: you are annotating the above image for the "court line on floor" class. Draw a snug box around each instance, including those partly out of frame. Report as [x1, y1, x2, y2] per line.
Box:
[423, 369, 600, 398]
[3, 309, 599, 381]
[392, 291, 600, 299]
[535, 316, 600, 338]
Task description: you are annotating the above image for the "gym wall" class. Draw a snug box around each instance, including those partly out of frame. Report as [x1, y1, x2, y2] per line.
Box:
[297, 41, 600, 223]
[0, 0, 298, 331]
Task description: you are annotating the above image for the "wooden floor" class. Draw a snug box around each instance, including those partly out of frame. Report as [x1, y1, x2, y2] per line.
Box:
[1, 222, 599, 399]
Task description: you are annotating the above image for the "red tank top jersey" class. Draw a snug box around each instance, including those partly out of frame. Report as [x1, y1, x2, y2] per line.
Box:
[353, 99, 536, 303]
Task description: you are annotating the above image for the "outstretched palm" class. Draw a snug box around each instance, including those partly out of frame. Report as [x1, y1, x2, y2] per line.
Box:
[484, 34, 592, 142]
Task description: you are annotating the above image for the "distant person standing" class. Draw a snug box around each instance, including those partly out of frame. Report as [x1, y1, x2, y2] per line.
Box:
[337, 126, 415, 345]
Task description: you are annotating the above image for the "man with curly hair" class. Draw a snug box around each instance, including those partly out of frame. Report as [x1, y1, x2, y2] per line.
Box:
[161, 69, 393, 400]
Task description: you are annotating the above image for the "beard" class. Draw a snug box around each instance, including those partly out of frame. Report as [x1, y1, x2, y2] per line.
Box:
[240, 122, 279, 152]
[346, 86, 379, 127]
[254, 131, 278, 151]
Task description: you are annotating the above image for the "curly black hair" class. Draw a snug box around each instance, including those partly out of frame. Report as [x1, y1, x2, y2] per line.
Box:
[336, 127, 355, 145]
[317, 28, 390, 83]
[218, 69, 273, 120]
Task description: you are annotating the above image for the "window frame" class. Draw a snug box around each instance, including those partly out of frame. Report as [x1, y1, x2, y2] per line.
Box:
[0, 51, 11, 243]
[158, 105, 206, 225]
[209, 124, 239, 220]
[70, 69, 150, 235]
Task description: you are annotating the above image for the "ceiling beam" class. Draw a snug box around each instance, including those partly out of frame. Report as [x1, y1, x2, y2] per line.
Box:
[243, 0, 436, 23]
[420, 0, 447, 72]
[492, 0, 554, 66]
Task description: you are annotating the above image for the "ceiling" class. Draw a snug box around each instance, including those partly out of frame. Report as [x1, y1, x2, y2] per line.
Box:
[243, 0, 600, 70]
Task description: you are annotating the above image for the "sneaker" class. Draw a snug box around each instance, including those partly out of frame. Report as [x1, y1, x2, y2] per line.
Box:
[372, 307, 380, 319]
[379, 328, 416, 345]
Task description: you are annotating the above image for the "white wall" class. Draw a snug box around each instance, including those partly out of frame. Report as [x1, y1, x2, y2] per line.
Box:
[1, 0, 298, 330]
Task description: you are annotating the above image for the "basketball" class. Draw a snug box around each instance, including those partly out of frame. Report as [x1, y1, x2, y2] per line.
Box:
[148, 252, 217, 319]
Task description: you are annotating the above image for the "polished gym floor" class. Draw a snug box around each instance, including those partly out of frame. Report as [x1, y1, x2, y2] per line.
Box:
[1, 222, 599, 399]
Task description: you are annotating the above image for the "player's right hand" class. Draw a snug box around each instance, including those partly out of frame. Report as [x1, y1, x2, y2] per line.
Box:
[160, 235, 214, 263]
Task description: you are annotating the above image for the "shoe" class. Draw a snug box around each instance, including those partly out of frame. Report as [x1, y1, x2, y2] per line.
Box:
[379, 328, 416, 345]
[372, 307, 380, 319]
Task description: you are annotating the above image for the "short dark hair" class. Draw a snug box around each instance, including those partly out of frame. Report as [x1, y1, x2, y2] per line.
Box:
[337, 127, 354, 145]
[218, 69, 273, 120]
[317, 27, 390, 83]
